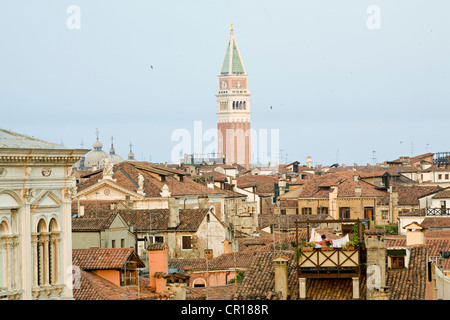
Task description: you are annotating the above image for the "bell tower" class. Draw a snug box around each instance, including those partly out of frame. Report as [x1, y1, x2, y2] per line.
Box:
[216, 25, 251, 169]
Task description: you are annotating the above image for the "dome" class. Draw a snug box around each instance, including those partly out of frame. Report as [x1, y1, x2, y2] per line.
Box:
[108, 153, 124, 164]
[108, 137, 124, 164]
[93, 140, 103, 150]
[84, 131, 108, 169]
[126, 142, 136, 161]
[84, 149, 108, 169]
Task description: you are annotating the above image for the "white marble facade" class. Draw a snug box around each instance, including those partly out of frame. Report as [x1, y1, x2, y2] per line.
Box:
[0, 129, 88, 300]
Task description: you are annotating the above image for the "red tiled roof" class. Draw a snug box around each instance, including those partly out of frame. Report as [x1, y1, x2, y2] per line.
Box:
[396, 185, 442, 206]
[236, 175, 277, 196]
[398, 208, 426, 217]
[232, 250, 366, 300]
[76, 161, 227, 198]
[72, 248, 145, 270]
[168, 258, 207, 273]
[421, 217, 450, 229]
[76, 208, 211, 232]
[385, 234, 450, 258]
[188, 251, 257, 271]
[386, 246, 428, 300]
[73, 270, 154, 300]
[297, 171, 387, 199]
[432, 188, 450, 199]
[258, 214, 331, 230]
[72, 213, 119, 231]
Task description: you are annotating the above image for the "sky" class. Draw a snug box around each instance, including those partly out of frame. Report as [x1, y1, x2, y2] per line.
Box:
[1, 0, 449, 167]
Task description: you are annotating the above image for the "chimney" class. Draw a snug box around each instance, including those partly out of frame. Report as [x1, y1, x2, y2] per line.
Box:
[167, 198, 180, 258]
[278, 178, 286, 195]
[163, 272, 190, 300]
[272, 255, 290, 300]
[353, 175, 359, 182]
[198, 196, 209, 210]
[147, 243, 169, 292]
[168, 197, 180, 228]
[328, 186, 339, 219]
[79, 205, 84, 217]
[404, 222, 427, 246]
[204, 249, 213, 260]
[365, 229, 388, 300]
[355, 186, 362, 197]
[223, 239, 232, 254]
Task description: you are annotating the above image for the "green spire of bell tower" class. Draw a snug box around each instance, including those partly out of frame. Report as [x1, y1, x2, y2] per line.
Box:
[220, 25, 246, 75]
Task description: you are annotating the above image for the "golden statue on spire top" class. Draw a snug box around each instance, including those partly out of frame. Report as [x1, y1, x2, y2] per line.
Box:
[230, 23, 233, 30]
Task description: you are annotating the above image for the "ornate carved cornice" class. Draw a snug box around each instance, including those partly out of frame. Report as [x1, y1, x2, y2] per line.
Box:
[0, 155, 83, 163]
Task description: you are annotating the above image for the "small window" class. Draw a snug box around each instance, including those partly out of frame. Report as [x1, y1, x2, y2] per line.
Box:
[339, 207, 351, 219]
[112, 240, 116, 248]
[318, 207, 328, 214]
[391, 256, 405, 269]
[446, 174, 449, 180]
[281, 209, 286, 215]
[121, 239, 125, 248]
[155, 236, 164, 243]
[438, 174, 442, 180]
[302, 207, 312, 215]
[182, 236, 192, 250]
[381, 210, 389, 221]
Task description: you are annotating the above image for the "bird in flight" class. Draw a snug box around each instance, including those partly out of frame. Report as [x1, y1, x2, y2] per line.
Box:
[150, 65, 153, 69]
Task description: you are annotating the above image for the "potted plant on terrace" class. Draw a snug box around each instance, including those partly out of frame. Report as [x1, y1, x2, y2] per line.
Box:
[294, 238, 316, 262]
[321, 239, 334, 251]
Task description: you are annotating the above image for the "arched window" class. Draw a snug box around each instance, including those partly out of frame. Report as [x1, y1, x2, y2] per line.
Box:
[244, 101, 246, 110]
[193, 278, 206, 288]
[36, 219, 48, 287]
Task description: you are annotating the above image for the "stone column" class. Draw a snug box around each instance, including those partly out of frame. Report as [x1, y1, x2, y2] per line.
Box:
[40, 232, 50, 287]
[4, 236, 12, 291]
[31, 233, 39, 288]
[50, 232, 61, 285]
[0, 237, 5, 290]
[11, 235, 19, 291]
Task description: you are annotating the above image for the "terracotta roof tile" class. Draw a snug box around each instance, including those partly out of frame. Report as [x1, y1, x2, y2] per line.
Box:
[297, 171, 387, 199]
[236, 175, 277, 196]
[73, 270, 155, 300]
[396, 185, 442, 206]
[72, 213, 119, 231]
[77, 207, 210, 232]
[421, 217, 450, 229]
[386, 246, 428, 300]
[72, 248, 145, 270]
[232, 250, 366, 300]
[76, 161, 227, 198]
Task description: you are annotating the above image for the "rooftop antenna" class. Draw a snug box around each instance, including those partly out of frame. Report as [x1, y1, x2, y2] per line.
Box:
[411, 142, 414, 157]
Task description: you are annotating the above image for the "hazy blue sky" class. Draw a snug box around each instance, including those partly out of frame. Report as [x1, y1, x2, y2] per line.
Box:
[1, 1, 449, 166]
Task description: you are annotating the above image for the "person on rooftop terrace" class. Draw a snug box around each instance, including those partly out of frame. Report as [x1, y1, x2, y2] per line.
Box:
[315, 234, 332, 247]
